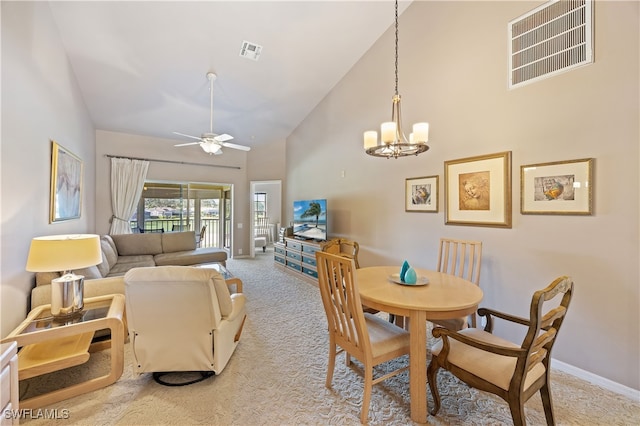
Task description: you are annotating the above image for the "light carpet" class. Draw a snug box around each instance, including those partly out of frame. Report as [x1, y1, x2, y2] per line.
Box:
[20, 249, 640, 425]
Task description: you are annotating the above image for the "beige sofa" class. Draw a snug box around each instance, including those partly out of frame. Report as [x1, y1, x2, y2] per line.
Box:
[31, 231, 228, 309]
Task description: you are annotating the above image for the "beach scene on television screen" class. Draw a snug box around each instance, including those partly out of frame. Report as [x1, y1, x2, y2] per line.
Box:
[293, 199, 327, 239]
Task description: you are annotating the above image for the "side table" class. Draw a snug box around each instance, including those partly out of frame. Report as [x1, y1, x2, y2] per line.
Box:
[1, 294, 125, 409]
[195, 263, 243, 293]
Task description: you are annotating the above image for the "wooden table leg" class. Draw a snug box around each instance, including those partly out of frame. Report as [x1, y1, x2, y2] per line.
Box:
[409, 310, 427, 423]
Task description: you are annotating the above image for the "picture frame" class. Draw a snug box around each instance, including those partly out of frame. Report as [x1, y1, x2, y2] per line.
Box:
[405, 175, 439, 212]
[50, 141, 83, 222]
[445, 151, 512, 228]
[520, 158, 593, 215]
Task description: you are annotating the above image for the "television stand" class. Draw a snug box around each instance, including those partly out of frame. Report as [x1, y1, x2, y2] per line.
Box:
[273, 237, 323, 284]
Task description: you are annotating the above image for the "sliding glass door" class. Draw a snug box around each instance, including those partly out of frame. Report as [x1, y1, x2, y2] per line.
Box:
[131, 182, 231, 249]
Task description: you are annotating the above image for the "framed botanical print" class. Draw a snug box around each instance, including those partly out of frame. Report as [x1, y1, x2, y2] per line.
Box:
[445, 151, 512, 228]
[50, 141, 83, 222]
[405, 175, 438, 212]
[521, 158, 593, 215]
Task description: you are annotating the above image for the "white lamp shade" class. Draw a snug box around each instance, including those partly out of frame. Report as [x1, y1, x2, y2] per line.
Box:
[363, 131, 378, 149]
[412, 122, 429, 142]
[381, 122, 397, 143]
[201, 142, 221, 154]
[26, 234, 102, 272]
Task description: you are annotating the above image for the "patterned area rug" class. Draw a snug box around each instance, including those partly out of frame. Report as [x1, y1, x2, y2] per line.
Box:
[20, 249, 640, 425]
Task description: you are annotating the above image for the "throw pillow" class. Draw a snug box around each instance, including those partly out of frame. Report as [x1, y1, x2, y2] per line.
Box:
[35, 271, 61, 286]
[74, 265, 102, 280]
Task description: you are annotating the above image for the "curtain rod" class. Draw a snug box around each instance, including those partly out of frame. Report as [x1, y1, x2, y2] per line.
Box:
[105, 154, 241, 170]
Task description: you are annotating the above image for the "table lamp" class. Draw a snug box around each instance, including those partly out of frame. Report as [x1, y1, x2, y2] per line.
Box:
[26, 234, 102, 319]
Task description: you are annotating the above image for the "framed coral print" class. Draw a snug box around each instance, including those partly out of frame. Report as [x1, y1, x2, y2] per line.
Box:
[50, 141, 83, 222]
[445, 151, 512, 228]
[406, 175, 439, 212]
[521, 158, 593, 215]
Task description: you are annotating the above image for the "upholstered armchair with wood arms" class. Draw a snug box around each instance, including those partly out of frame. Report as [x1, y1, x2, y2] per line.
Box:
[427, 276, 573, 426]
[124, 266, 246, 384]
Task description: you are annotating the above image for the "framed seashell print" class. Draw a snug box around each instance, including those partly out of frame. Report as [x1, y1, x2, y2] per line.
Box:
[521, 158, 593, 215]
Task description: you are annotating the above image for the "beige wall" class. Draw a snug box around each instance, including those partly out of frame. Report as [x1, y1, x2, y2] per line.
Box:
[1, 0, 638, 394]
[1, 2, 96, 336]
[286, 1, 639, 391]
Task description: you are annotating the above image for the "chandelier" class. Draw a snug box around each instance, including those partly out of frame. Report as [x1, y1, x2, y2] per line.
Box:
[364, 0, 429, 159]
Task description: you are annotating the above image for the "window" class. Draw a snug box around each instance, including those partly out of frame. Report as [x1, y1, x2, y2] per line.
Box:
[254, 192, 267, 226]
[131, 181, 231, 248]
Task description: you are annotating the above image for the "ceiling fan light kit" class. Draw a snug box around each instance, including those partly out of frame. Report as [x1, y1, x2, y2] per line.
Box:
[173, 72, 251, 155]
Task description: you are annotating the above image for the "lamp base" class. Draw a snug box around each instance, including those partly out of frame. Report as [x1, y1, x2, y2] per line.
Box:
[51, 274, 84, 318]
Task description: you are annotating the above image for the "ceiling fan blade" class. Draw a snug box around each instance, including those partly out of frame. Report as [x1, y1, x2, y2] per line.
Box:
[174, 142, 201, 147]
[214, 134, 234, 142]
[221, 141, 251, 152]
[173, 131, 203, 141]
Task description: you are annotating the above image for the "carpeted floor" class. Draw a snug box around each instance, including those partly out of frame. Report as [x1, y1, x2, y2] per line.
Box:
[19, 248, 640, 425]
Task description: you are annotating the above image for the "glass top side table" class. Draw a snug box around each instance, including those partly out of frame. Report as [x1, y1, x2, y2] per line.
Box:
[1, 294, 126, 409]
[195, 263, 243, 293]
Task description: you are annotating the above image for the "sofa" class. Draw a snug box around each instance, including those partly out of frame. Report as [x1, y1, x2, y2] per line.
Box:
[31, 231, 228, 309]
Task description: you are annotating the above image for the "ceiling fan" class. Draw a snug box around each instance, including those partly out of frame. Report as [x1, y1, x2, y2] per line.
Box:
[173, 72, 251, 155]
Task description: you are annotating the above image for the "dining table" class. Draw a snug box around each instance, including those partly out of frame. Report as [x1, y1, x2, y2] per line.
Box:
[356, 266, 484, 424]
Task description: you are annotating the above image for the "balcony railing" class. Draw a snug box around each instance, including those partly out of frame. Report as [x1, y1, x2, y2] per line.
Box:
[130, 218, 221, 248]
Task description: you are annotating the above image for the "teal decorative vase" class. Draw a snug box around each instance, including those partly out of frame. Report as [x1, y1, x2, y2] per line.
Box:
[400, 260, 410, 282]
[405, 267, 417, 284]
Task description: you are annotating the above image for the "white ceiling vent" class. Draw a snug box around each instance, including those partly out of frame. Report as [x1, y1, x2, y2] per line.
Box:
[509, 0, 593, 89]
[240, 40, 263, 61]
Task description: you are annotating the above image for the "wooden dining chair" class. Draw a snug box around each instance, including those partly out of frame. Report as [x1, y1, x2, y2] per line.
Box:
[315, 251, 410, 424]
[321, 238, 379, 314]
[321, 238, 360, 268]
[427, 276, 574, 426]
[433, 237, 482, 329]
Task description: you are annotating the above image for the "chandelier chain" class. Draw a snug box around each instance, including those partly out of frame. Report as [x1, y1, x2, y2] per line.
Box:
[394, 0, 399, 96]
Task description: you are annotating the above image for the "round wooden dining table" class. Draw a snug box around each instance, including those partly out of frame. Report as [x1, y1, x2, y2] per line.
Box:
[356, 266, 483, 424]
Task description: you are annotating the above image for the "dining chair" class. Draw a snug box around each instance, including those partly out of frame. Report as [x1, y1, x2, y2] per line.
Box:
[321, 238, 360, 268]
[321, 238, 378, 314]
[315, 251, 410, 424]
[427, 276, 574, 426]
[434, 237, 482, 329]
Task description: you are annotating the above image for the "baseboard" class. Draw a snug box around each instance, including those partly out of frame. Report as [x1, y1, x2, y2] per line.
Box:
[551, 358, 640, 401]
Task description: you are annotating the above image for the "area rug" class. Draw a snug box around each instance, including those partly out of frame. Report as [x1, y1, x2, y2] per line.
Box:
[19, 249, 640, 425]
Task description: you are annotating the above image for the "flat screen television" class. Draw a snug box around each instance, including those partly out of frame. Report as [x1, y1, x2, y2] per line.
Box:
[292, 199, 327, 241]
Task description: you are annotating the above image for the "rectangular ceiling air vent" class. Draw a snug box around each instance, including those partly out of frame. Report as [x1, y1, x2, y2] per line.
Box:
[509, 0, 593, 89]
[240, 40, 263, 61]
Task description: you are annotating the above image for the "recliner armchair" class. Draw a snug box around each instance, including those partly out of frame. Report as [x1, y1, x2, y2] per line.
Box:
[124, 266, 246, 383]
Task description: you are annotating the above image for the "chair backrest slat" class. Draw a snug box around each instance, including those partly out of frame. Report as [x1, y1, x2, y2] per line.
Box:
[516, 276, 573, 389]
[316, 251, 369, 356]
[437, 238, 482, 286]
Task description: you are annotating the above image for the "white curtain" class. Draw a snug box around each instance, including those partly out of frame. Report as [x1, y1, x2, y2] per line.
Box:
[109, 158, 149, 235]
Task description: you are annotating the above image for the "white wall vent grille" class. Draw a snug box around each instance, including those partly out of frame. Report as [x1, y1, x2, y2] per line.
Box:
[509, 0, 593, 89]
[240, 40, 263, 61]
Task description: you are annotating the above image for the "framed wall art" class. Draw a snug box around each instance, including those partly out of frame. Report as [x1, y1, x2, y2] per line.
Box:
[405, 175, 439, 212]
[521, 158, 593, 215]
[445, 151, 512, 228]
[50, 141, 83, 222]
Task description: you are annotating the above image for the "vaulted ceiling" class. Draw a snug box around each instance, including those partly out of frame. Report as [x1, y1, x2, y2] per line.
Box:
[48, 1, 412, 151]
